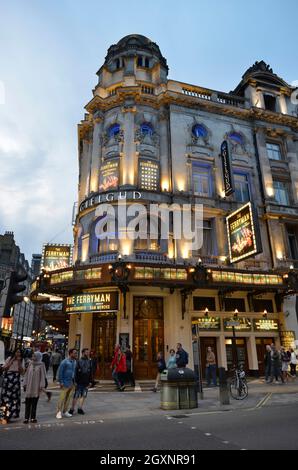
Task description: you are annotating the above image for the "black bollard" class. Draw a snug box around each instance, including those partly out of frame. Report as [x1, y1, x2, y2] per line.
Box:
[219, 367, 230, 405]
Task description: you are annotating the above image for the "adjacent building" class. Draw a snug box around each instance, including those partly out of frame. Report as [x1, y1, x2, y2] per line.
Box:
[31, 35, 298, 379]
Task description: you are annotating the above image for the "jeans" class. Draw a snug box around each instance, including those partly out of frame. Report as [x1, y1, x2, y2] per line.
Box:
[265, 363, 271, 381]
[206, 365, 217, 386]
[52, 365, 59, 381]
[112, 369, 124, 388]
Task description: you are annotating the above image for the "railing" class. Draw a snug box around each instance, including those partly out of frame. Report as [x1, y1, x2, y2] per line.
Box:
[135, 252, 168, 263]
[141, 85, 154, 95]
[275, 258, 298, 270]
[89, 253, 117, 263]
[179, 84, 246, 109]
[182, 87, 212, 101]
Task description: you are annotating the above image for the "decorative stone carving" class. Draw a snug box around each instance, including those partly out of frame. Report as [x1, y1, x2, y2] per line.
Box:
[224, 126, 247, 155]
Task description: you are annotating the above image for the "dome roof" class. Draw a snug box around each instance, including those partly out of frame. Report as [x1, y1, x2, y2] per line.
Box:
[104, 34, 168, 70]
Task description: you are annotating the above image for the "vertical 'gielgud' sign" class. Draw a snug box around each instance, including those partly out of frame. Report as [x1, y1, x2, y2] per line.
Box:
[220, 140, 234, 196]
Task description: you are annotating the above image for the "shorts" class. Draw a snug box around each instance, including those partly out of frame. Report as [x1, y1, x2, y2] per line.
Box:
[282, 363, 289, 372]
[73, 385, 88, 399]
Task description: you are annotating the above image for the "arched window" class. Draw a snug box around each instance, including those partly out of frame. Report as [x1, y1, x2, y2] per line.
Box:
[137, 56, 143, 67]
[192, 124, 208, 139]
[108, 123, 120, 138]
[228, 132, 244, 146]
[144, 57, 150, 68]
[140, 122, 154, 137]
[115, 58, 121, 69]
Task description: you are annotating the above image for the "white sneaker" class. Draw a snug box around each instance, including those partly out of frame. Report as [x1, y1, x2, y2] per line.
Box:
[56, 411, 62, 420]
[64, 412, 73, 418]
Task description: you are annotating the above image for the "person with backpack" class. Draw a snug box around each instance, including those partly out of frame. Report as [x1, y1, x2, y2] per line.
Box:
[152, 352, 166, 392]
[69, 348, 93, 415]
[175, 343, 189, 368]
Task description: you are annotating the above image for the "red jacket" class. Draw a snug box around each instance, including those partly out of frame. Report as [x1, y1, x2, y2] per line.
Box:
[111, 350, 127, 373]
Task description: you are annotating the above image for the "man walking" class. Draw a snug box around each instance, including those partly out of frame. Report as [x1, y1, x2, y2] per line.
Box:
[69, 348, 92, 416]
[176, 343, 189, 368]
[51, 349, 62, 382]
[264, 345, 272, 383]
[205, 346, 217, 387]
[56, 348, 77, 419]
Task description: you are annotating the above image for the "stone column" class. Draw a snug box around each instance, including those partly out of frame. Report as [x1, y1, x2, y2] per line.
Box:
[79, 138, 92, 204]
[218, 335, 227, 369]
[246, 336, 259, 374]
[159, 108, 170, 191]
[122, 101, 136, 187]
[255, 128, 274, 199]
[90, 114, 104, 193]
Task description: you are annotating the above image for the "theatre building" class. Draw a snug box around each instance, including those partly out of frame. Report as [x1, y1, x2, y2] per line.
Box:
[31, 35, 298, 379]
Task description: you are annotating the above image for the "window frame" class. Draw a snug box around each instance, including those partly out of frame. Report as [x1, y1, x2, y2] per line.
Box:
[191, 162, 213, 197]
[233, 171, 251, 203]
[266, 142, 283, 161]
[273, 180, 291, 206]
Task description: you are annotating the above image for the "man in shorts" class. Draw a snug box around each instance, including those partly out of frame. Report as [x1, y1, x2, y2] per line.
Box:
[69, 348, 93, 415]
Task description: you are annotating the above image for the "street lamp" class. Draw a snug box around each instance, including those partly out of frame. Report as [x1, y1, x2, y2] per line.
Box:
[20, 296, 30, 346]
[263, 309, 268, 319]
[231, 309, 239, 369]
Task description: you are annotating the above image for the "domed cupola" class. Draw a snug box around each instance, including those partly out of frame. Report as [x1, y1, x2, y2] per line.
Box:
[97, 34, 168, 86]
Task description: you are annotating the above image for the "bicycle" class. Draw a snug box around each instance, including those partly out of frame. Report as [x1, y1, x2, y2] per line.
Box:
[229, 364, 248, 400]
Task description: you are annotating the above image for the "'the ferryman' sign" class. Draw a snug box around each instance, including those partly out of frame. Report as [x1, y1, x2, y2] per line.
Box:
[65, 291, 119, 314]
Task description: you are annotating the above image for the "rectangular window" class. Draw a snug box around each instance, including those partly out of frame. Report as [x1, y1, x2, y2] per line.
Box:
[266, 143, 282, 161]
[252, 299, 274, 313]
[234, 173, 250, 202]
[287, 228, 298, 260]
[273, 180, 290, 205]
[192, 164, 211, 197]
[193, 297, 216, 311]
[139, 160, 159, 191]
[224, 298, 246, 312]
[193, 220, 214, 256]
[264, 94, 276, 112]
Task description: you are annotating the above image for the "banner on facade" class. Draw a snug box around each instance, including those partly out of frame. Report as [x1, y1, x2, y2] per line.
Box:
[41, 244, 73, 271]
[253, 319, 279, 332]
[220, 140, 234, 196]
[65, 291, 119, 314]
[226, 202, 262, 263]
[224, 317, 252, 331]
[99, 159, 119, 192]
[192, 317, 221, 331]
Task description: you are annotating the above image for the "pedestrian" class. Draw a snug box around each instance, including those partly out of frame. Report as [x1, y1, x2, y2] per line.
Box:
[56, 348, 77, 419]
[152, 352, 166, 392]
[205, 346, 217, 387]
[280, 346, 290, 382]
[23, 351, 46, 424]
[111, 345, 127, 391]
[264, 345, 272, 383]
[51, 349, 62, 382]
[167, 349, 177, 369]
[175, 343, 189, 368]
[290, 348, 298, 377]
[90, 350, 98, 387]
[0, 349, 24, 423]
[269, 344, 284, 383]
[125, 345, 135, 387]
[69, 348, 92, 416]
[42, 349, 51, 373]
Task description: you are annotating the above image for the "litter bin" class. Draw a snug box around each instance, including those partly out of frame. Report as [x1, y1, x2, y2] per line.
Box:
[160, 368, 198, 410]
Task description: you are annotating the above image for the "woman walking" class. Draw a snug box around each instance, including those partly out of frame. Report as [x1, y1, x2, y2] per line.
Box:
[290, 348, 297, 377]
[0, 349, 24, 423]
[23, 351, 47, 423]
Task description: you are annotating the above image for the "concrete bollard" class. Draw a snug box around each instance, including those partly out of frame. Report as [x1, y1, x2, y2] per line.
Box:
[219, 367, 230, 405]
